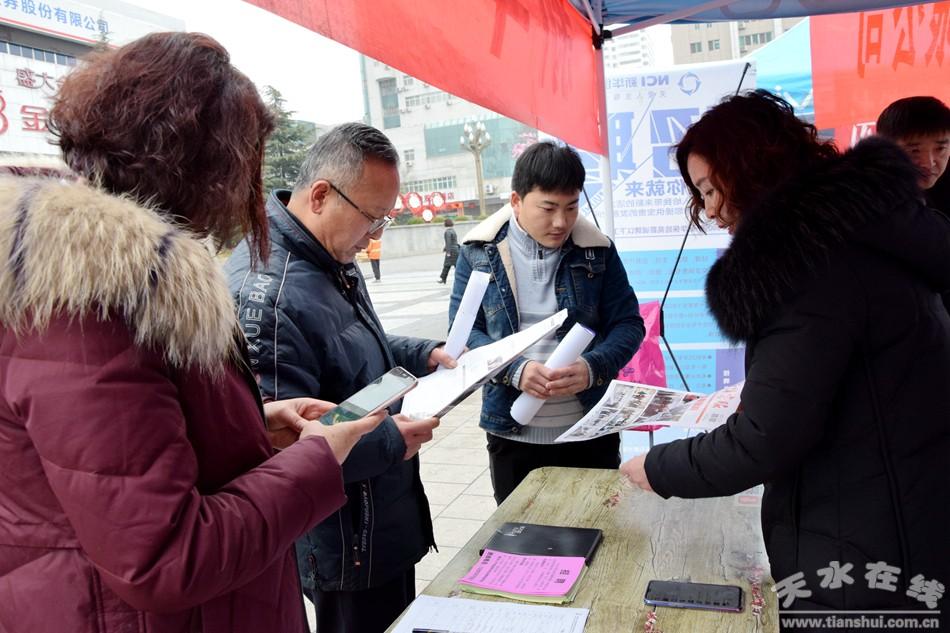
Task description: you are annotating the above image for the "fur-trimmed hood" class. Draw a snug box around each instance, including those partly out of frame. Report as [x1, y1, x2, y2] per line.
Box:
[463, 203, 611, 248]
[0, 177, 238, 371]
[707, 137, 950, 343]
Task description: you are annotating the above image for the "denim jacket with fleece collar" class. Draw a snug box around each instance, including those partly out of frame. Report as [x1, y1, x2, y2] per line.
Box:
[449, 205, 645, 435]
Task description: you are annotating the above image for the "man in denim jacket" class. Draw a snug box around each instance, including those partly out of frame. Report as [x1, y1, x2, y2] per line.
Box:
[449, 141, 645, 503]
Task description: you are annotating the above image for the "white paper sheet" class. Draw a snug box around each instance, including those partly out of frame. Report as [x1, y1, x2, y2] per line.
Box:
[510, 323, 596, 425]
[441, 271, 491, 365]
[390, 595, 590, 633]
[401, 310, 569, 418]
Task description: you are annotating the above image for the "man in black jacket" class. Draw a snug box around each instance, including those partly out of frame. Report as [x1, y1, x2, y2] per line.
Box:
[225, 123, 453, 633]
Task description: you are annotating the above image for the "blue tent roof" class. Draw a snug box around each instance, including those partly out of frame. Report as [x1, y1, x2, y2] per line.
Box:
[570, 0, 924, 28]
[747, 19, 814, 120]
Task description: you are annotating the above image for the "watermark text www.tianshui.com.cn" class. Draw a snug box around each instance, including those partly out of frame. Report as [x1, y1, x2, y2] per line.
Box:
[781, 612, 942, 629]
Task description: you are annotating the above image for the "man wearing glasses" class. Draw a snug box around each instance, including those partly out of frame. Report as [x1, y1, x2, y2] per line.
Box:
[225, 123, 452, 633]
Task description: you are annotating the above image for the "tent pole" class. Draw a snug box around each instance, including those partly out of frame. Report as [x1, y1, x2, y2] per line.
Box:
[594, 43, 615, 240]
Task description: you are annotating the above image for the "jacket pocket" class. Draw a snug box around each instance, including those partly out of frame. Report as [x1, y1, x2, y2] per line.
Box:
[568, 260, 606, 321]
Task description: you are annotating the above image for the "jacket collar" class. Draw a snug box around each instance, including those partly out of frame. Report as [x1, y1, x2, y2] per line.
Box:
[0, 177, 238, 372]
[266, 190, 361, 291]
[463, 204, 611, 248]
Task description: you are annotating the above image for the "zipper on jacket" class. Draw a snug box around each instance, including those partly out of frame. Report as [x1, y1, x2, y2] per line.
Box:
[352, 481, 371, 572]
[351, 536, 361, 568]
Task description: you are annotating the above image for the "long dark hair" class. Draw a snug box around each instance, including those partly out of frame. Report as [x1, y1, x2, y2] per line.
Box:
[49, 32, 275, 260]
[676, 90, 838, 230]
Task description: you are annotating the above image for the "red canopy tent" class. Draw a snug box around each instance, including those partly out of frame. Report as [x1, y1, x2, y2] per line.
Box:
[242, 0, 933, 236]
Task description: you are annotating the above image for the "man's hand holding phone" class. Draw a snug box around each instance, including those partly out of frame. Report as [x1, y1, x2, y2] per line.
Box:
[392, 414, 439, 460]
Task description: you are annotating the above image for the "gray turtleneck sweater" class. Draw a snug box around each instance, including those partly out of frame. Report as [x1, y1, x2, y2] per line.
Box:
[498, 215, 586, 444]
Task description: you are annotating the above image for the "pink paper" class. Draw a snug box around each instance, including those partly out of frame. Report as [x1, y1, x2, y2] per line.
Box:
[459, 549, 586, 596]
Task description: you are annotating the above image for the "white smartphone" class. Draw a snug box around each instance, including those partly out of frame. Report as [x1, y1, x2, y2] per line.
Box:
[319, 367, 418, 426]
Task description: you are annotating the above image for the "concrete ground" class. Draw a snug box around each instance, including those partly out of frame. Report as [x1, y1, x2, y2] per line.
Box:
[304, 251, 647, 629]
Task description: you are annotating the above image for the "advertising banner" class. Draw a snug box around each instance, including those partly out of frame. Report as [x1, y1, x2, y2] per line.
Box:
[580, 61, 752, 395]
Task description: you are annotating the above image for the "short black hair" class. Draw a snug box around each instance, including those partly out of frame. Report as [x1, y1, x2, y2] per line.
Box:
[877, 96, 950, 140]
[444, 218, 454, 227]
[511, 141, 585, 198]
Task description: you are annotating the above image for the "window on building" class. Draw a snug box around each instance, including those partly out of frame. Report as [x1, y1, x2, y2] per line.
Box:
[0, 40, 76, 66]
[404, 149, 415, 162]
[708, 39, 720, 51]
[403, 75, 413, 87]
[693, 24, 701, 30]
[405, 91, 450, 107]
[764, 32, 774, 43]
[401, 176, 458, 194]
[378, 77, 401, 129]
[689, 42, 702, 54]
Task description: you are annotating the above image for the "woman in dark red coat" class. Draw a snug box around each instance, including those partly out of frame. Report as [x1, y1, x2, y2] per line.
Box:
[0, 33, 382, 633]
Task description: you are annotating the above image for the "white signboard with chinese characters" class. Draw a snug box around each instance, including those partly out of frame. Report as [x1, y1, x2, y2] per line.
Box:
[0, 52, 61, 155]
[579, 61, 755, 394]
[0, 0, 182, 47]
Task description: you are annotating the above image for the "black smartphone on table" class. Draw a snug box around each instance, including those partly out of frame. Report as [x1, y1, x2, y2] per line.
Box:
[319, 367, 418, 425]
[644, 579, 743, 613]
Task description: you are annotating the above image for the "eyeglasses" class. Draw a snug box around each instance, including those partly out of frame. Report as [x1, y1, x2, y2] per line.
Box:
[327, 182, 393, 234]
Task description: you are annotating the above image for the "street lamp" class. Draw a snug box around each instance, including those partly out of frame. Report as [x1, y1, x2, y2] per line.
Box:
[460, 121, 491, 218]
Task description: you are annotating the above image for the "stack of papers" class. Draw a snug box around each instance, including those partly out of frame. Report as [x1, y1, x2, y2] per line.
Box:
[391, 595, 590, 633]
[459, 549, 588, 604]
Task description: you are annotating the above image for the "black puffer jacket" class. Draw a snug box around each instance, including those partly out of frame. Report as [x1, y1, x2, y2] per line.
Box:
[646, 139, 950, 612]
[225, 191, 438, 592]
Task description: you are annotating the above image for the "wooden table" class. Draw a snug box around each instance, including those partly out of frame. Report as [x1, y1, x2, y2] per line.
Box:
[388, 466, 778, 633]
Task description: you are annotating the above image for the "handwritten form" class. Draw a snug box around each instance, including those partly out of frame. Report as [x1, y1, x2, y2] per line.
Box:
[390, 595, 590, 633]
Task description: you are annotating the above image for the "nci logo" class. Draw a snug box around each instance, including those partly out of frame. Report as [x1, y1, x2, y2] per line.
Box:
[678, 72, 702, 96]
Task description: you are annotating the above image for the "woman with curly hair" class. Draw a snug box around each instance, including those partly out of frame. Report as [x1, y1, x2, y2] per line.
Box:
[0, 32, 382, 632]
[622, 91, 950, 620]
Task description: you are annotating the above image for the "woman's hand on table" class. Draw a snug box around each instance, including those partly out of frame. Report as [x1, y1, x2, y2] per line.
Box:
[620, 453, 654, 493]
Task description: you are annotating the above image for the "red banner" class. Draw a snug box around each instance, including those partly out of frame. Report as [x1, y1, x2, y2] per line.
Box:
[812, 1, 950, 147]
[244, 0, 604, 153]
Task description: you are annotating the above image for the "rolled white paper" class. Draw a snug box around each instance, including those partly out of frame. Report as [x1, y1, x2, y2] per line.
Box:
[442, 270, 491, 363]
[510, 322, 596, 425]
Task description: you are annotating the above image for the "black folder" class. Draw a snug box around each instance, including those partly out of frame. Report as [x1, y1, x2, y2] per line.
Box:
[480, 522, 603, 565]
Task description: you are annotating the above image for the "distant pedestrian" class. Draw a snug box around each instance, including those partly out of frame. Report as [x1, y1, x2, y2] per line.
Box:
[439, 218, 459, 284]
[367, 236, 382, 282]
